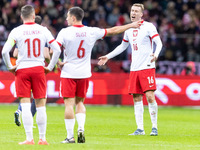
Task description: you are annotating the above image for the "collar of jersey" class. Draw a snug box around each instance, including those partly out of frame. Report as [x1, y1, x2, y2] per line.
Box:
[73, 25, 84, 27]
[24, 22, 36, 25]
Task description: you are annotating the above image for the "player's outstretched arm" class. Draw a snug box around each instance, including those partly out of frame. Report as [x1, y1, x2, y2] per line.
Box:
[98, 41, 129, 66]
[106, 20, 143, 36]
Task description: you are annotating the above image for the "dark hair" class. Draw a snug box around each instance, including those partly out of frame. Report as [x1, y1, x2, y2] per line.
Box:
[21, 5, 35, 19]
[35, 15, 42, 24]
[68, 7, 84, 21]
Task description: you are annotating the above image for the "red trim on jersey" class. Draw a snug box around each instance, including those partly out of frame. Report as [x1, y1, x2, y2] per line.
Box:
[49, 39, 55, 44]
[57, 41, 62, 47]
[73, 25, 84, 27]
[102, 29, 107, 39]
[123, 39, 129, 42]
[152, 34, 159, 39]
[24, 22, 35, 25]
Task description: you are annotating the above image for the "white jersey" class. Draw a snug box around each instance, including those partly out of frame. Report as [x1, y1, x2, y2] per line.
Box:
[56, 25, 106, 78]
[123, 21, 161, 71]
[8, 22, 55, 70]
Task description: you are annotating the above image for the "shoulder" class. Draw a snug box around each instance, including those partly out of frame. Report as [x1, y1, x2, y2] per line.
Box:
[60, 27, 74, 33]
[142, 21, 153, 26]
[143, 21, 155, 28]
[124, 28, 133, 34]
[9, 25, 22, 35]
[12, 24, 24, 31]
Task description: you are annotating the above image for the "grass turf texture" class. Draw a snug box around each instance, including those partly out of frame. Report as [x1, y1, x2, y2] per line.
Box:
[0, 104, 200, 150]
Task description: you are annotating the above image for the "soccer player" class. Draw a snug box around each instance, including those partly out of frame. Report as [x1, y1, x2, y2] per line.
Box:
[56, 6, 142, 143]
[2, 5, 61, 145]
[98, 3, 163, 136]
[13, 15, 51, 127]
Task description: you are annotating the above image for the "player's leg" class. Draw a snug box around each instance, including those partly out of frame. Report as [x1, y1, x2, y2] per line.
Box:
[15, 68, 34, 144]
[75, 97, 86, 143]
[61, 97, 76, 143]
[31, 66, 49, 145]
[60, 78, 76, 143]
[128, 71, 145, 135]
[18, 97, 35, 145]
[145, 90, 158, 136]
[141, 69, 158, 136]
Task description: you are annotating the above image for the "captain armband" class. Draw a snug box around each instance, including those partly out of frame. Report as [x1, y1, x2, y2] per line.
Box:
[7, 38, 16, 47]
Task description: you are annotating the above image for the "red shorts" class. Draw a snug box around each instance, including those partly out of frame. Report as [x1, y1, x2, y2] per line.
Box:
[128, 68, 156, 95]
[60, 78, 89, 98]
[15, 66, 46, 99]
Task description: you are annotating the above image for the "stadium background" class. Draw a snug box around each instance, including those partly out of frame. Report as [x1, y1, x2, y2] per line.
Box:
[0, 0, 200, 106]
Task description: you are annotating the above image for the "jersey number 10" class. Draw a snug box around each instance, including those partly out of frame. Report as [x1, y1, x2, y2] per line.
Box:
[25, 38, 41, 58]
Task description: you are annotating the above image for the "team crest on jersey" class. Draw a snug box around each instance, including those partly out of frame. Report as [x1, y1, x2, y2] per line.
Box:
[133, 30, 138, 37]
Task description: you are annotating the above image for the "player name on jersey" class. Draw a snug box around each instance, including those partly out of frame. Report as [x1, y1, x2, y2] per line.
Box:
[23, 30, 41, 35]
[76, 32, 86, 37]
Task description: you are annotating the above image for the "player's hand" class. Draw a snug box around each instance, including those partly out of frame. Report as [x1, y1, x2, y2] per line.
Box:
[150, 54, 157, 63]
[98, 56, 108, 66]
[9, 65, 17, 75]
[132, 19, 143, 28]
[57, 61, 67, 69]
[44, 67, 50, 74]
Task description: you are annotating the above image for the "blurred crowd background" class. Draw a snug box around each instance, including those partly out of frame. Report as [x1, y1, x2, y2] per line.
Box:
[0, 0, 200, 74]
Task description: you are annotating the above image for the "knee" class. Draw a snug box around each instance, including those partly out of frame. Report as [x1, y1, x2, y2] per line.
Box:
[145, 92, 155, 103]
[133, 94, 143, 102]
[146, 94, 156, 103]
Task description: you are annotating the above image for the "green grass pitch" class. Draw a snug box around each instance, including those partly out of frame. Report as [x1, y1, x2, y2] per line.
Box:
[0, 104, 200, 150]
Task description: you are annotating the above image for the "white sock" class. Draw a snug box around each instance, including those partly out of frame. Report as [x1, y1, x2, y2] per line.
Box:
[21, 103, 33, 141]
[134, 101, 144, 130]
[65, 119, 75, 139]
[76, 113, 86, 131]
[36, 106, 47, 141]
[148, 101, 158, 129]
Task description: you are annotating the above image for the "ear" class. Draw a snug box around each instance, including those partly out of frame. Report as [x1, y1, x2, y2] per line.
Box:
[72, 16, 76, 22]
[33, 13, 35, 21]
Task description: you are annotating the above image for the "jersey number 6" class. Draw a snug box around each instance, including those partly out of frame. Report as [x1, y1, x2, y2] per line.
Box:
[25, 38, 41, 58]
[77, 40, 85, 58]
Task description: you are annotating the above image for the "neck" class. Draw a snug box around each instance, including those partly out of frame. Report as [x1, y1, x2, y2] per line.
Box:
[23, 19, 35, 23]
[73, 21, 82, 26]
